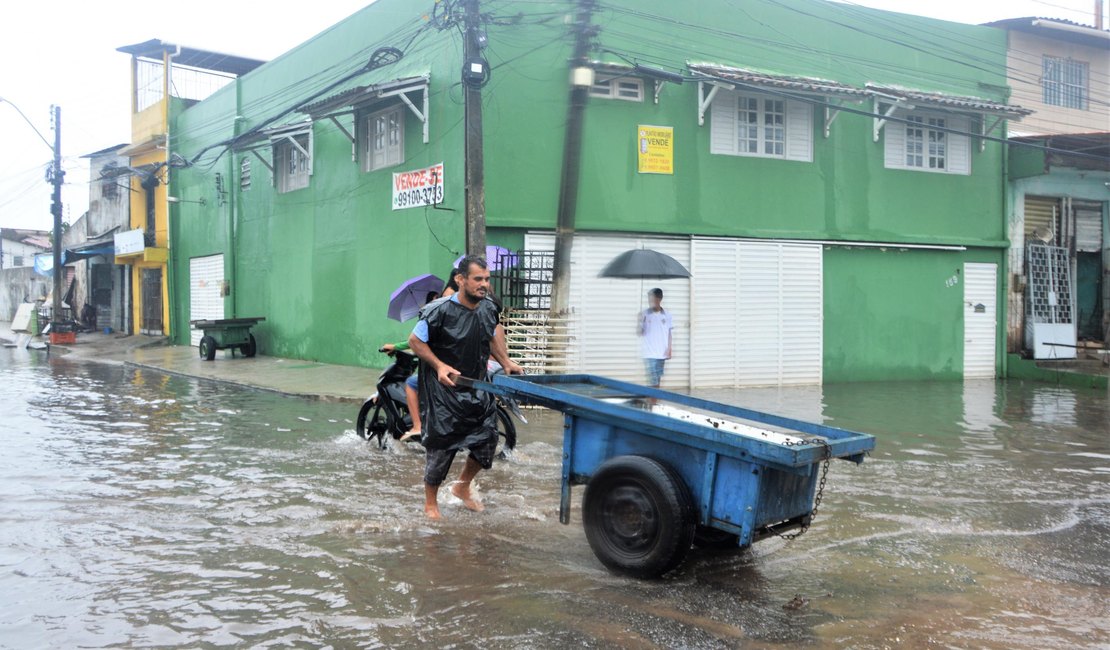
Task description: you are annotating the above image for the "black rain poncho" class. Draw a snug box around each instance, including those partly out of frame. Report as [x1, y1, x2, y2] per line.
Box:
[416, 296, 500, 452]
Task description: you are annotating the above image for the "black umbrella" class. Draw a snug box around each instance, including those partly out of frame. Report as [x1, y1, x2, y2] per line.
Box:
[598, 248, 691, 279]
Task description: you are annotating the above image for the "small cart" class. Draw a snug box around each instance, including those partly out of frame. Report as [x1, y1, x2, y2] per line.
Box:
[473, 374, 877, 578]
[189, 317, 265, 361]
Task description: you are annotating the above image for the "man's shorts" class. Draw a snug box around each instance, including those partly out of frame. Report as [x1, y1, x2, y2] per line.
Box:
[644, 358, 666, 387]
[424, 434, 498, 486]
[405, 374, 419, 390]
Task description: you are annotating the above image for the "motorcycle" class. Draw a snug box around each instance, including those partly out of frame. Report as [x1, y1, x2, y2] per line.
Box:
[356, 348, 523, 456]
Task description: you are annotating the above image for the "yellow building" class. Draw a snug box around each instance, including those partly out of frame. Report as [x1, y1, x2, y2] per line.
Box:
[114, 40, 264, 335]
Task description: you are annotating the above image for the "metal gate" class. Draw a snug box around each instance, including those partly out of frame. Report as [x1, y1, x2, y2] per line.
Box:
[1025, 244, 1075, 359]
[140, 268, 163, 335]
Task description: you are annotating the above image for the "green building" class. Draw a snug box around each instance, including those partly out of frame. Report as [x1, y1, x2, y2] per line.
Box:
[168, 0, 1032, 387]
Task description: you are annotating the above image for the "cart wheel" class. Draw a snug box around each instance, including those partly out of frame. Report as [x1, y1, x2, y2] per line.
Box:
[240, 333, 257, 358]
[199, 335, 217, 361]
[582, 455, 696, 579]
[693, 525, 742, 550]
[356, 399, 388, 448]
[495, 405, 516, 459]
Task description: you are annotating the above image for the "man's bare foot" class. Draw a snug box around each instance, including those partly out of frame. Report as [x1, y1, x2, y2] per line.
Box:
[450, 482, 484, 512]
[425, 503, 443, 520]
[400, 430, 421, 442]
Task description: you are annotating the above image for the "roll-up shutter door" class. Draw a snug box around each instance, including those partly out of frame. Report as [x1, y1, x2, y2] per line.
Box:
[189, 254, 225, 346]
[1024, 196, 1061, 242]
[525, 233, 690, 388]
[1074, 201, 1103, 253]
[690, 239, 740, 387]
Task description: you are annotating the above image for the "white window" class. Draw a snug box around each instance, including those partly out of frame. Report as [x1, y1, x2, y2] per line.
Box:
[239, 156, 251, 192]
[1042, 56, 1088, 110]
[13, 255, 24, 267]
[365, 106, 404, 172]
[710, 89, 812, 162]
[274, 132, 312, 194]
[589, 76, 644, 102]
[883, 108, 969, 175]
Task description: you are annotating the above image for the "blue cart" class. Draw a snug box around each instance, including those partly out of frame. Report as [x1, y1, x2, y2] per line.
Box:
[472, 374, 877, 578]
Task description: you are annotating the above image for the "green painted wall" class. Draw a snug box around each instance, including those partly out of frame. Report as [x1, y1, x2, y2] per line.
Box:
[484, 0, 1011, 248]
[823, 246, 1005, 382]
[166, 0, 1016, 378]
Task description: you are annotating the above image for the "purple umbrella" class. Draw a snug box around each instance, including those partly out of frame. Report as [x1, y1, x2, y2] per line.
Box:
[454, 245, 518, 272]
[388, 274, 445, 322]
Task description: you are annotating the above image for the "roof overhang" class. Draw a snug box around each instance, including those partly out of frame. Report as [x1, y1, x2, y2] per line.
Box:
[866, 84, 1033, 119]
[983, 18, 1110, 50]
[299, 75, 430, 118]
[118, 136, 166, 158]
[689, 63, 870, 99]
[116, 39, 266, 76]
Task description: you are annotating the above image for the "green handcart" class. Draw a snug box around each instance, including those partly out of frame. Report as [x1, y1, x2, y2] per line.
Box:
[190, 317, 265, 361]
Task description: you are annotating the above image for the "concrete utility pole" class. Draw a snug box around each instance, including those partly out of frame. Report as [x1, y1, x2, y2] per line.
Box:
[463, 0, 487, 257]
[50, 105, 64, 322]
[550, 0, 596, 315]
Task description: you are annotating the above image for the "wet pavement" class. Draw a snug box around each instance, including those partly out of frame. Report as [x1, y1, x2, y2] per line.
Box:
[1, 347, 1107, 648]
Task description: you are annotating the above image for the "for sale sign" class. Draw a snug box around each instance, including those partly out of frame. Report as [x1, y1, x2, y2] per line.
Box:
[637, 125, 674, 175]
[392, 162, 445, 210]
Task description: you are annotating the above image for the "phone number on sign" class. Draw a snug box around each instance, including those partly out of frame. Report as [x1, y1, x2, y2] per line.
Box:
[393, 184, 444, 209]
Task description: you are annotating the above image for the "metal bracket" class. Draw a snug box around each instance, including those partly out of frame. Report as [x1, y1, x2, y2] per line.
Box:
[396, 88, 429, 144]
[872, 96, 913, 142]
[824, 104, 841, 139]
[251, 150, 273, 173]
[697, 81, 723, 126]
[329, 115, 357, 162]
[653, 80, 664, 105]
[980, 116, 1003, 152]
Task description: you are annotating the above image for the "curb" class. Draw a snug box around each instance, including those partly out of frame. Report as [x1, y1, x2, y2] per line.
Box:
[122, 359, 366, 404]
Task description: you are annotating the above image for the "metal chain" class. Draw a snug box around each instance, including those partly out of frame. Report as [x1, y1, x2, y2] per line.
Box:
[767, 437, 832, 541]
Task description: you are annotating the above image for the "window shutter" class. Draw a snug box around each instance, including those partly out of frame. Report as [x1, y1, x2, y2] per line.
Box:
[271, 147, 279, 188]
[947, 115, 970, 175]
[306, 133, 314, 176]
[883, 109, 905, 170]
[387, 108, 404, 167]
[371, 115, 387, 171]
[709, 90, 737, 155]
[784, 99, 813, 162]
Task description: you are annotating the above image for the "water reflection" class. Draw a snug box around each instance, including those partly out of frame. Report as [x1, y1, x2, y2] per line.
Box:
[1, 349, 1107, 649]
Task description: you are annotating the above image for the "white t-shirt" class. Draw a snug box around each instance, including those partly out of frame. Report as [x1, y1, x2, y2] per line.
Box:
[640, 308, 672, 360]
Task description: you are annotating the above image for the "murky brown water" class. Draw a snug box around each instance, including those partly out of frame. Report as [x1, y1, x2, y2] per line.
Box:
[1, 349, 1107, 648]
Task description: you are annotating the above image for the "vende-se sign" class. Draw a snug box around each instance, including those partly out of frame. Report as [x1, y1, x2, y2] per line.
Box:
[392, 162, 445, 210]
[115, 228, 145, 255]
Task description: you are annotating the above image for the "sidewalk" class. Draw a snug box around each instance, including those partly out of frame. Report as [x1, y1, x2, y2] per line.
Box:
[1, 322, 376, 403]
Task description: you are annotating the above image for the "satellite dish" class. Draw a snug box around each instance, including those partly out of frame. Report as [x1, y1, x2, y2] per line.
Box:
[1031, 226, 1054, 244]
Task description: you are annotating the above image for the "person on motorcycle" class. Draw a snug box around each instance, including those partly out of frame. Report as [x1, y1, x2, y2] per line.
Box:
[381, 290, 440, 441]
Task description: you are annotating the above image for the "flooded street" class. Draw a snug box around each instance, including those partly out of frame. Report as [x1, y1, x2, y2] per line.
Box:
[1, 349, 1107, 649]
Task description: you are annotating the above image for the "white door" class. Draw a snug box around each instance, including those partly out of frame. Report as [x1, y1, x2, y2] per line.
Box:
[690, 239, 822, 387]
[525, 233, 691, 388]
[963, 262, 997, 379]
[190, 254, 225, 346]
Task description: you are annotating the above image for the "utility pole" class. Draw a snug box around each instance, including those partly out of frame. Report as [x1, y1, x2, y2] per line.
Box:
[550, 0, 596, 315]
[463, 0, 487, 257]
[50, 105, 64, 322]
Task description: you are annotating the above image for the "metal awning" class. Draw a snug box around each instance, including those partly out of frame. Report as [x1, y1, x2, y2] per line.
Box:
[690, 63, 870, 135]
[866, 84, 1032, 119]
[117, 39, 266, 76]
[299, 75, 431, 144]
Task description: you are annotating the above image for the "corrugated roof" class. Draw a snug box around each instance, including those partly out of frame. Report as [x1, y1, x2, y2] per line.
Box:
[299, 74, 430, 116]
[983, 17, 1110, 49]
[689, 62, 870, 97]
[866, 83, 1033, 118]
[117, 39, 267, 76]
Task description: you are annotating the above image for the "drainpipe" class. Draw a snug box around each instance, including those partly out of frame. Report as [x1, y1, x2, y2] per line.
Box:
[164, 45, 180, 339]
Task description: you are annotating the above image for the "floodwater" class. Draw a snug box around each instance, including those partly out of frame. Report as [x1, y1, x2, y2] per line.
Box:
[1, 349, 1107, 649]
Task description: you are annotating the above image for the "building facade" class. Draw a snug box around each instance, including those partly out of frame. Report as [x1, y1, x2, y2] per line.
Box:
[986, 18, 1109, 359]
[113, 40, 265, 336]
[168, 0, 1030, 386]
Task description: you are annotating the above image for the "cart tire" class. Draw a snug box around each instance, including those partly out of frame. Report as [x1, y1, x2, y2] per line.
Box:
[693, 525, 742, 550]
[199, 336, 217, 361]
[240, 333, 257, 358]
[582, 455, 696, 579]
[495, 405, 516, 458]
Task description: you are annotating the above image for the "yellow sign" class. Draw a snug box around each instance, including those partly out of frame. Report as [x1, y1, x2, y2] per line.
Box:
[637, 125, 673, 175]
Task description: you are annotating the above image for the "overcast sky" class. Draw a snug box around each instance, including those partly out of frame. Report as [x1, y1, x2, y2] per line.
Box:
[1, 0, 1105, 232]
